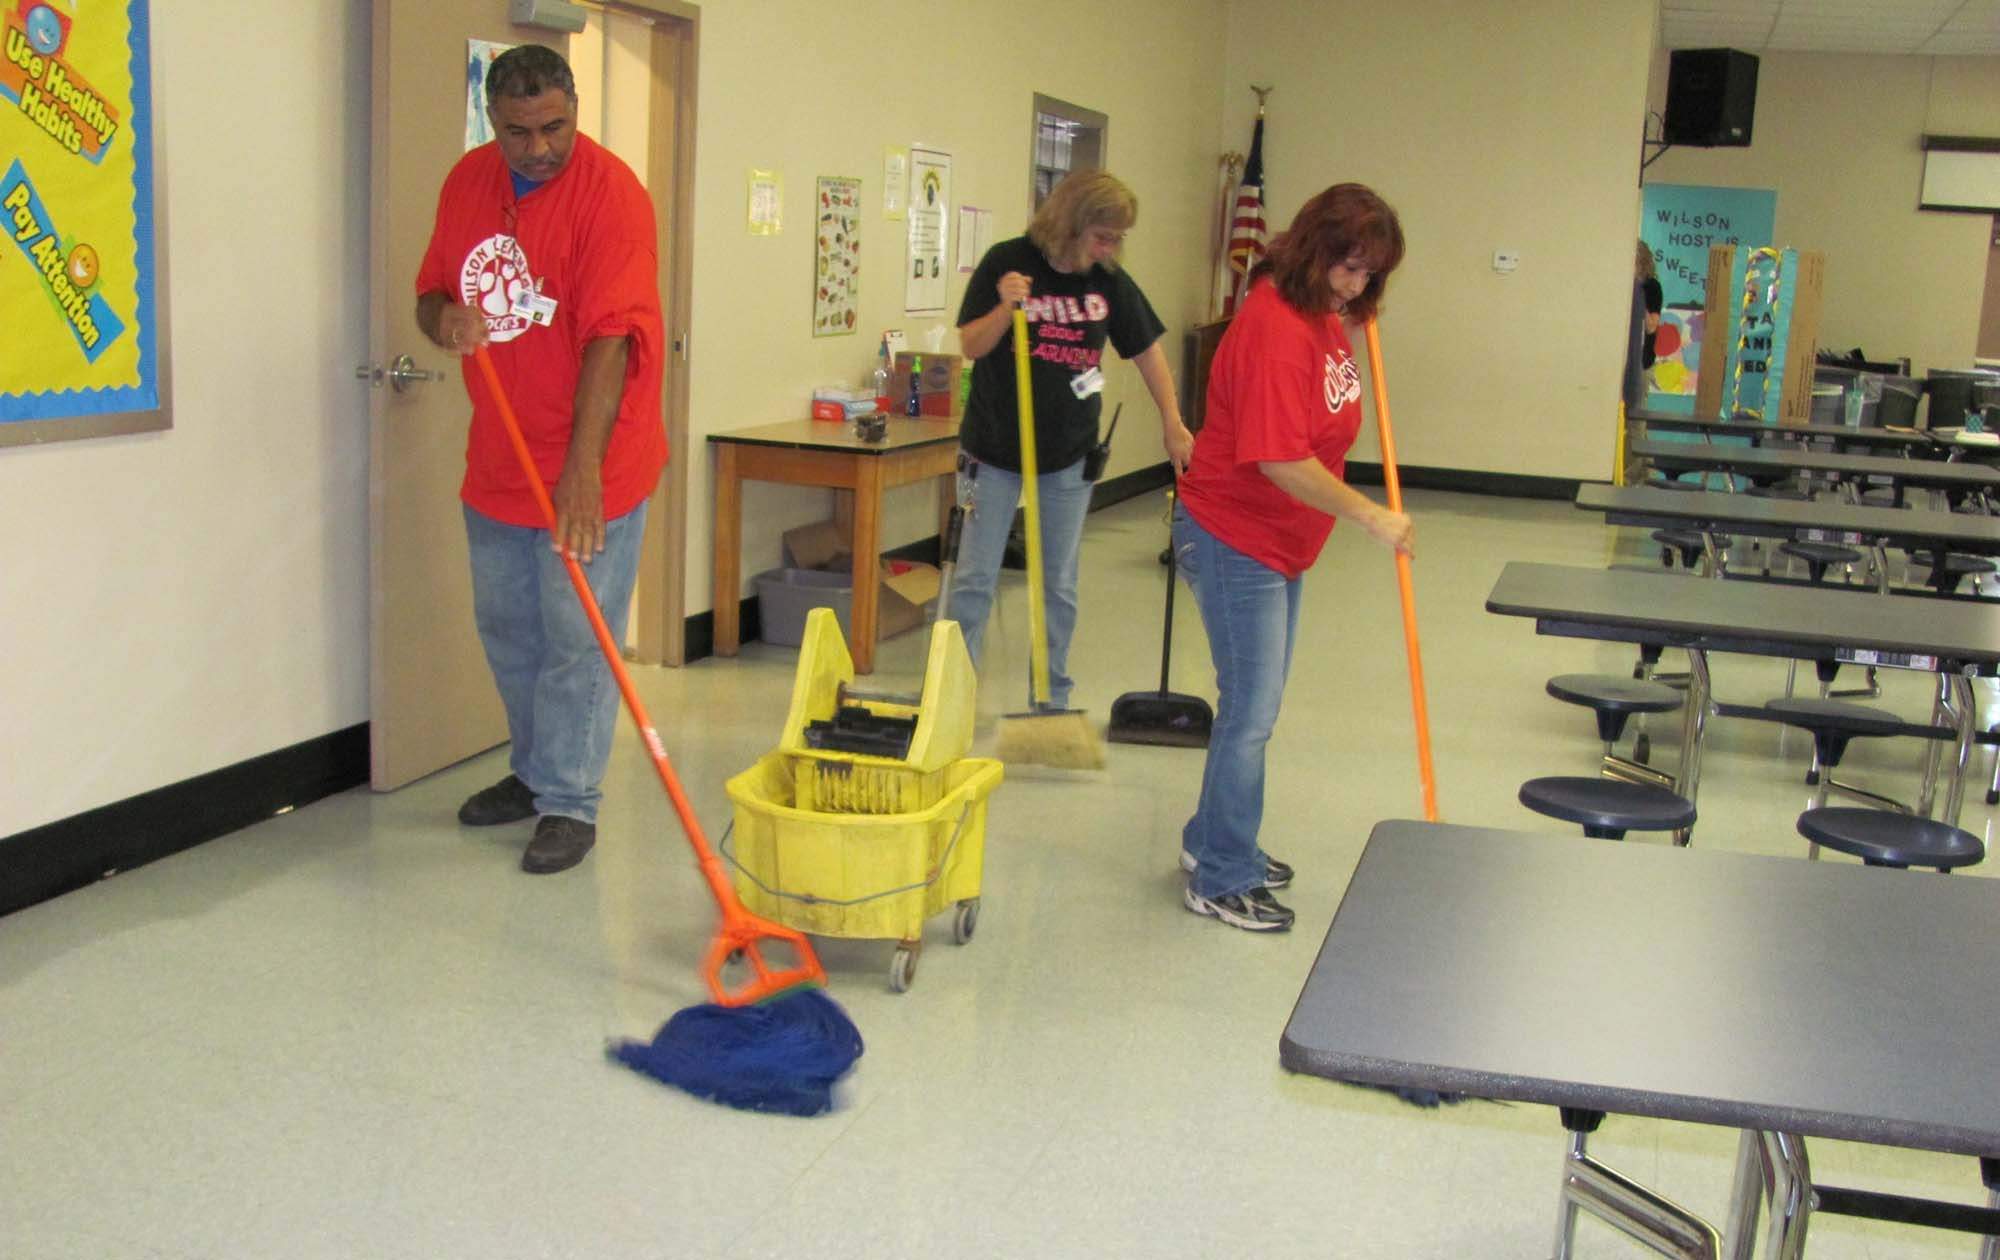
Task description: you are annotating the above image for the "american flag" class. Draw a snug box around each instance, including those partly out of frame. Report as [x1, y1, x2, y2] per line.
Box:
[1223, 115, 1266, 315]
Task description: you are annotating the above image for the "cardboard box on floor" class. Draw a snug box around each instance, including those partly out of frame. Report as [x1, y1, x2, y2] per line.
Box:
[781, 520, 941, 639]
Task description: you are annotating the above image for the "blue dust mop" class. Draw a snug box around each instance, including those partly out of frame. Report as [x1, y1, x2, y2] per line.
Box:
[470, 347, 864, 1116]
[607, 988, 863, 1117]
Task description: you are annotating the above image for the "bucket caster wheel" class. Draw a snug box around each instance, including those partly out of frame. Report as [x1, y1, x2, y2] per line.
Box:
[952, 898, 980, 945]
[890, 942, 920, 993]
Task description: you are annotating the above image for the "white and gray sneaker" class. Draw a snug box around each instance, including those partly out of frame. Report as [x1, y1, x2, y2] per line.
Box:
[1182, 882, 1296, 932]
[1179, 849, 1294, 890]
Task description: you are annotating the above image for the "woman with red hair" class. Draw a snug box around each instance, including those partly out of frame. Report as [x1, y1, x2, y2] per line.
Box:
[1174, 183, 1413, 933]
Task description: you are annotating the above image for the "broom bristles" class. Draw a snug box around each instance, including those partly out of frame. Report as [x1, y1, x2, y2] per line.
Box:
[995, 709, 1106, 770]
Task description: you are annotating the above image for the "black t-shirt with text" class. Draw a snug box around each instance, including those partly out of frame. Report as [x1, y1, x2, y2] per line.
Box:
[955, 235, 1165, 474]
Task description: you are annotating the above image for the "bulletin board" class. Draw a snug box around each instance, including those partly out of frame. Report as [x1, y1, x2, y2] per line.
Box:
[1, 0, 167, 445]
[1638, 183, 1774, 413]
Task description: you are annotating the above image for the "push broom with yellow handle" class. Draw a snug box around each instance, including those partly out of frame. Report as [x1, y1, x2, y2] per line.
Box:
[992, 307, 1107, 771]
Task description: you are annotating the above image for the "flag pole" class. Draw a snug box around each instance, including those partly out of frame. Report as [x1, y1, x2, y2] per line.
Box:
[1207, 152, 1242, 321]
[1222, 85, 1273, 318]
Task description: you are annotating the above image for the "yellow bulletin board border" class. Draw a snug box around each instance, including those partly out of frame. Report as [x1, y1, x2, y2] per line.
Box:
[1, 0, 169, 446]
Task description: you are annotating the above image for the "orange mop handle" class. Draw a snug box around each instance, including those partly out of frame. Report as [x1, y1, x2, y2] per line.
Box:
[471, 347, 823, 1004]
[1361, 319, 1438, 822]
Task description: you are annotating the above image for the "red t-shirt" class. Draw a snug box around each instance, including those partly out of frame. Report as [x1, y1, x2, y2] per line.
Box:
[1179, 278, 1365, 579]
[415, 133, 666, 527]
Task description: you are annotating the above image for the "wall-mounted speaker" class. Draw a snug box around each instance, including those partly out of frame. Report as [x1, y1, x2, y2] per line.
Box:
[1663, 49, 1759, 148]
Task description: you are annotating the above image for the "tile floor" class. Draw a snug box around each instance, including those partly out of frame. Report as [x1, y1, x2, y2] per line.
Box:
[3, 490, 1996, 1259]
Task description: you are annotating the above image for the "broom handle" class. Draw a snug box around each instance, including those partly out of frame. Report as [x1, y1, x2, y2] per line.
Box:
[471, 348, 823, 1003]
[1011, 308, 1054, 707]
[1361, 319, 1439, 822]
[1159, 493, 1178, 697]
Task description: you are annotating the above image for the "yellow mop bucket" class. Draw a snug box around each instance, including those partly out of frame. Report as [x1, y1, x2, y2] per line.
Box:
[724, 753, 999, 938]
[777, 606, 977, 814]
[724, 608, 1002, 991]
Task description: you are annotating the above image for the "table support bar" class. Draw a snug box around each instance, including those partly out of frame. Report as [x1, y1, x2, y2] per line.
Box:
[1554, 1131, 1721, 1259]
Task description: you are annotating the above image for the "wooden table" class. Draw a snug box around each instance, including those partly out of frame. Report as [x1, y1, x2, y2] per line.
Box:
[709, 417, 960, 674]
[1282, 819, 2000, 1258]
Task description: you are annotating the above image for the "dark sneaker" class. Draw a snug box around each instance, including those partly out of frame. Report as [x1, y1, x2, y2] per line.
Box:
[522, 815, 596, 874]
[1182, 882, 1295, 932]
[1179, 849, 1294, 890]
[458, 774, 536, 826]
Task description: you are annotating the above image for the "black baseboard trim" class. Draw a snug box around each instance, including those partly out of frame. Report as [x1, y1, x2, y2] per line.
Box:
[0, 723, 370, 919]
[1091, 462, 1175, 510]
[1343, 461, 1582, 502]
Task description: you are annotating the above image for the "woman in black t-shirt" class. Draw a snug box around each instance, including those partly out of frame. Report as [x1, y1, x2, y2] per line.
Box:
[947, 171, 1193, 708]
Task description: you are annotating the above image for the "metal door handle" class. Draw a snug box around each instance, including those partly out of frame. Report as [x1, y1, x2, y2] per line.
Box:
[388, 354, 445, 392]
[356, 356, 445, 391]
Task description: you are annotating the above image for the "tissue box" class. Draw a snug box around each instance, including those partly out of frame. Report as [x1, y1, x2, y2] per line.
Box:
[810, 398, 880, 422]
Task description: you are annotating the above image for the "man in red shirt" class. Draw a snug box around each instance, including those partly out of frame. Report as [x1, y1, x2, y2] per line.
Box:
[415, 45, 666, 874]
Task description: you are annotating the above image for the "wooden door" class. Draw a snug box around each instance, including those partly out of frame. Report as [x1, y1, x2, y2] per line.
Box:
[363, 3, 562, 790]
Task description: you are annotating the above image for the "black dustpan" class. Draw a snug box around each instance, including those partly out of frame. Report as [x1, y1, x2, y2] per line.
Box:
[1108, 510, 1212, 748]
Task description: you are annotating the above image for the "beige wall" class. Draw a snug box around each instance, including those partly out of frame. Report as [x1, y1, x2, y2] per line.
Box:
[682, 0, 1227, 613]
[1644, 51, 1997, 376]
[0, 0, 371, 836]
[1219, 0, 1659, 480]
[10, 0, 1997, 841]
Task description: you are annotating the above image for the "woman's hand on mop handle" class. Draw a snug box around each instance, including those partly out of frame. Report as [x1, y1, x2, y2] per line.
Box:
[1360, 505, 1416, 558]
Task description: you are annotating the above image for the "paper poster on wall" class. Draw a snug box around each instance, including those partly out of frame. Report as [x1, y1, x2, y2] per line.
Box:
[956, 205, 993, 272]
[747, 169, 781, 235]
[904, 145, 950, 314]
[813, 176, 860, 337]
[464, 39, 515, 150]
[2, 0, 165, 444]
[882, 146, 907, 220]
[1639, 183, 1775, 412]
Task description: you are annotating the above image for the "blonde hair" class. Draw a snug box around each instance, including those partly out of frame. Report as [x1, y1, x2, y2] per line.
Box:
[1635, 239, 1657, 282]
[1028, 170, 1137, 270]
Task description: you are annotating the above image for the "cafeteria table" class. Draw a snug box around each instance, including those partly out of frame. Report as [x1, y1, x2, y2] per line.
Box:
[1484, 561, 2000, 825]
[1282, 819, 2000, 1258]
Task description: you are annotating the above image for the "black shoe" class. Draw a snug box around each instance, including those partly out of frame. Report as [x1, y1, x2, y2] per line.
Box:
[458, 774, 536, 826]
[1179, 849, 1293, 889]
[522, 815, 596, 874]
[1182, 882, 1295, 932]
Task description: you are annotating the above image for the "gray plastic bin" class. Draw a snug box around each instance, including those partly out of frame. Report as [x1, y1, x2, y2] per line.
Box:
[754, 567, 852, 646]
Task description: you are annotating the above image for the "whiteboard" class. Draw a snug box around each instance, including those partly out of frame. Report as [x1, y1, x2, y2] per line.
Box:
[1920, 148, 2000, 212]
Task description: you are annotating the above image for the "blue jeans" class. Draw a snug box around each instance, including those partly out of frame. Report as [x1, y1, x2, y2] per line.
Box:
[1173, 505, 1303, 899]
[945, 455, 1094, 709]
[463, 499, 649, 824]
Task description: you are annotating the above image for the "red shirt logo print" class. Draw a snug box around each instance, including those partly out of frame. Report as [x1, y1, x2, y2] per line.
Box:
[459, 234, 538, 344]
[1324, 348, 1362, 413]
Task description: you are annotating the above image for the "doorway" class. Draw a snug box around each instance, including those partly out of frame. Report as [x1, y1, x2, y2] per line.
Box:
[1030, 94, 1106, 210]
[573, 2, 699, 667]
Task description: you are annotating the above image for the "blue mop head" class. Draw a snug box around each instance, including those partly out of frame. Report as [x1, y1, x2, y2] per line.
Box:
[607, 987, 863, 1116]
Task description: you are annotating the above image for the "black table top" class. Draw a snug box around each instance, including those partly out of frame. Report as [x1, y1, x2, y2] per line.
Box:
[1629, 407, 1940, 454]
[1578, 483, 2000, 556]
[1281, 820, 2000, 1156]
[1631, 439, 2000, 490]
[1485, 560, 2000, 673]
